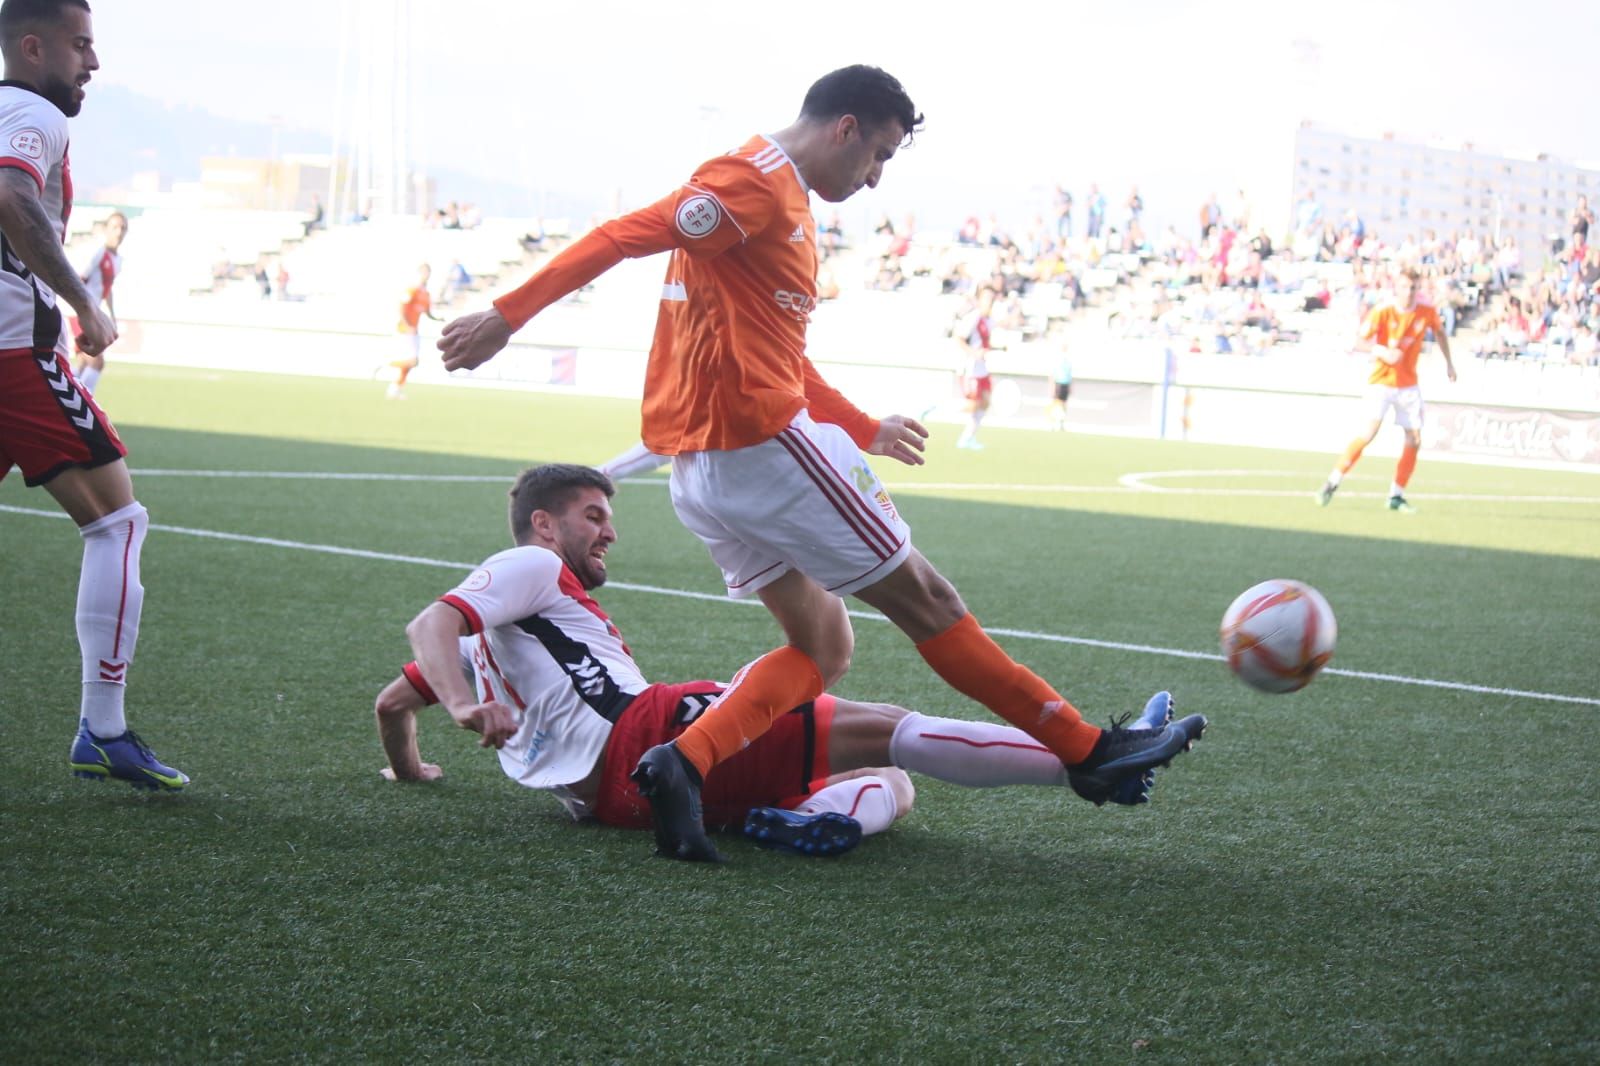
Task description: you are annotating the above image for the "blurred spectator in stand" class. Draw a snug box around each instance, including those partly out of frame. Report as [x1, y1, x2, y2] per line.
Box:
[438, 259, 472, 305]
[1569, 194, 1593, 249]
[254, 258, 272, 299]
[1053, 184, 1073, 239]
[1292, 188, 1318, 244]
[1085, 183, 1106, 239]
[302, 193, 325, 238]
[1199, 192, 1221, 240]
[818, 211, 845, 256]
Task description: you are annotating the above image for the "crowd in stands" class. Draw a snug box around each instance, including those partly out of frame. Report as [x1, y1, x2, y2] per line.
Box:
[837, 179, 1600, 370]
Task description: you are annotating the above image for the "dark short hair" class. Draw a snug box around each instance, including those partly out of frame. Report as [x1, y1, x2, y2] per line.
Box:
[0, 0, 90, 37]
[507, 464, 613, 544]
[800, 65, 924, 144]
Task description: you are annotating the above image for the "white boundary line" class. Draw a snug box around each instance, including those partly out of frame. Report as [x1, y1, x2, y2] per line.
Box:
[4, 501, 1596, 708]
[117, 467, 1600, 504]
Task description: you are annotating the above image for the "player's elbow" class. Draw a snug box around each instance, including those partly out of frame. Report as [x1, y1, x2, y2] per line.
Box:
[374, 677, 423, 720]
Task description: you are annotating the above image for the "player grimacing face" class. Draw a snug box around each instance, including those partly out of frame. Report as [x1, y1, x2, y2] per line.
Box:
[22, 7, 98, 117]
[549, 489, 616, 590]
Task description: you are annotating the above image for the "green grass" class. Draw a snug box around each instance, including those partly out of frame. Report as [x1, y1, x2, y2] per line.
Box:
[3, 364, 1598, 1063]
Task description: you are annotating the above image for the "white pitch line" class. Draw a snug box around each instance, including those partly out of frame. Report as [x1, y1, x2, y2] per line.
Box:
[4, 501, 1597, 708]
[122, 467, 1600, 504]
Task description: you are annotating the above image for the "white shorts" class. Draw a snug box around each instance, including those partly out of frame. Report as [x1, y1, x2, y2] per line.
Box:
[670, 410, 912, 599]
[1364, 384, 1424, 430]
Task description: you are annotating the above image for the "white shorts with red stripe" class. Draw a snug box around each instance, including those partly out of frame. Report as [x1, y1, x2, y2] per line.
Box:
[670, 409, 912, 599]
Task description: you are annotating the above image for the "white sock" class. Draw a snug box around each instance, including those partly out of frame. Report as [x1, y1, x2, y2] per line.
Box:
[78, 366, 101, 394]
[890, 711, 1066, 788]
[77, 501, 148, 737]
[1326, 469, 1343, 487]
[1389, 481, 1404, 498]
[796, 775, 898, 835]
[599, 442, 669, 481]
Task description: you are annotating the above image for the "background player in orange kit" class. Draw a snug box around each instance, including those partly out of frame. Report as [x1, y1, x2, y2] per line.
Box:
[0, 0, 185, 789]
[1318, 267, 1457, 512]
[437, 65, 1204, 861]
[388, 262, 438, 399]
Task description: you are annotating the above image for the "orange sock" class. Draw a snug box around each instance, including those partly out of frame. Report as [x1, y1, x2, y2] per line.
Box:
[672, 646, 824, 779]
[395, 364, 413, 386]
[916, 613, 1101, 764]
[1395, 444, 1418, 488]
[1337, 438, 1367, 475]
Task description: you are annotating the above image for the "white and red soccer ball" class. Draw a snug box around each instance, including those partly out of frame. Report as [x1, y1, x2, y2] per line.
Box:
[1220, 579, 1337, 694]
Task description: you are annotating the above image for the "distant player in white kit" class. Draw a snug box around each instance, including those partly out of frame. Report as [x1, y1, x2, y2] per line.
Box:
[69, 207, 123, 394]
[0, 0, 186, 789]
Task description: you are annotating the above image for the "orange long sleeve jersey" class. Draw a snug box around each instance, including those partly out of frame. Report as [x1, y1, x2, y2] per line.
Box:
[494, 135, 880, 455]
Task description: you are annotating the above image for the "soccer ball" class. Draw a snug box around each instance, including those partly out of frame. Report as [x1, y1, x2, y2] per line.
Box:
[1220, 579, 1337, 694]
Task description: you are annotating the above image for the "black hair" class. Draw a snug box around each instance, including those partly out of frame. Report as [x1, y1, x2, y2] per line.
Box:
[799, 65, 924, 144]
[0, 0, 89, 37]
[507, 464, 613, 544]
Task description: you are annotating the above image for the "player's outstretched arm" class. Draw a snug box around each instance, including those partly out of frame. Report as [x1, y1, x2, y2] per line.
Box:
[441, 201, 682, 373]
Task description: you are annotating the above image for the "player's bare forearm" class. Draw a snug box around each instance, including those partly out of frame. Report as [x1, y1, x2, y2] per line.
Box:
[376, 697, 429, 780]
[405, 603, 518, 748]
[0, 170, 96, 317]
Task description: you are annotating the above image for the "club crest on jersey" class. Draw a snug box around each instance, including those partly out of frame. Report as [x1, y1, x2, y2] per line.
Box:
[676, 195, 721, 238]
[9, 128, 44, 160]
[461, 568, 493, 592]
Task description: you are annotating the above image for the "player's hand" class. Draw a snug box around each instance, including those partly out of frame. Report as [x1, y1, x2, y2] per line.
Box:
[1446, 363, 1458, 383]
[868, 414, 928, 466]
[448, 700, 519, 748]
[380, 763, 443, 782]
[74, 306, 117, 357]
[437, 308, 512, 372]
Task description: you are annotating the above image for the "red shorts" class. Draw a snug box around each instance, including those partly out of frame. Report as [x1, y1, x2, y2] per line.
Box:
[961, 375, 992, 404]
[0, 348, 126, 487]
[591, 680, 836, 830]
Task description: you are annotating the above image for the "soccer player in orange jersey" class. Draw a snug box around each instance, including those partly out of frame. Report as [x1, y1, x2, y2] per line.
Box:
[1318, 268, 1457, 512]
[388, 263, 438, 399]
[438, 65, 1205, 861]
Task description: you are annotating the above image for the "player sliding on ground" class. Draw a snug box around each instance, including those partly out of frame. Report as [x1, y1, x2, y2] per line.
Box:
[375, 465, 1184, 858]
[437, 65, 1205, 862]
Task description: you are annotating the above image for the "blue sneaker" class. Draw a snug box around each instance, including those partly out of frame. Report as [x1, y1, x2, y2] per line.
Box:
[70, 719, 188, 790]
[743, 807, 862, 857]
[1108, 691, 1174, 807]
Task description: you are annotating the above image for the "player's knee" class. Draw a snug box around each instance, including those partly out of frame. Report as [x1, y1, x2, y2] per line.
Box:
[808, 626, 855, 687]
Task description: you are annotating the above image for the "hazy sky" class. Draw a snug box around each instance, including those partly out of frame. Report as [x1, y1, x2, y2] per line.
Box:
[88, 0, 1600, 236]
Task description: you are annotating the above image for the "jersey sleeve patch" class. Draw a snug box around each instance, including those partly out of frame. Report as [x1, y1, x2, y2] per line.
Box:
[671, 155, 775, 259]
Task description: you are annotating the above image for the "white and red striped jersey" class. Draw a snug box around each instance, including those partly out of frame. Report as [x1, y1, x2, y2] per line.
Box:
[79, 242, 120, 307]
[0, 83, 72, 354]
[438, 545, 648, 806]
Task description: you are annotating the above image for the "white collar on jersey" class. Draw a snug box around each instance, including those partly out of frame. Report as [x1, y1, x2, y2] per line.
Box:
[758, 134, 811, 194]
